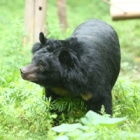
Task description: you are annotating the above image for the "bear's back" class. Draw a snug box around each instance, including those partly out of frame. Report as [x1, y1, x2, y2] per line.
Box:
[71, 19, 120, 89]
[72, 19, 117, 39]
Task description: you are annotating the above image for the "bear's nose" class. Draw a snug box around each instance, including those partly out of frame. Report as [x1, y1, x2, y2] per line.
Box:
[20, 68, 27, 74]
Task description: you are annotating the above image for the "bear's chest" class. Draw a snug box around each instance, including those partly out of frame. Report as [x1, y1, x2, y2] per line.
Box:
[51, 87, 70, 96]
[51, 87, 93, 101]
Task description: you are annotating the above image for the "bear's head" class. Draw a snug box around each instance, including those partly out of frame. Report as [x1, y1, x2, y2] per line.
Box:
[20, 32, 80, 87]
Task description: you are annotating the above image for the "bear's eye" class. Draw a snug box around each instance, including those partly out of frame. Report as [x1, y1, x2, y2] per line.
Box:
[47, 46, 54, 52]
[39, 64, 45, 71]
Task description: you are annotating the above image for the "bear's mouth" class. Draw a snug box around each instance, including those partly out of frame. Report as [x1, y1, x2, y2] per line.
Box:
[21, 73, 37, 82]
[20, 63, 38, 82]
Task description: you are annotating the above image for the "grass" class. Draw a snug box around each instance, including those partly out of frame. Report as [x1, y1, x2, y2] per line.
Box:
[0, 0, 140, 139]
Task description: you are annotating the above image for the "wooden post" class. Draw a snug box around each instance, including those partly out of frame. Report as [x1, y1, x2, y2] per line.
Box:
[24, 0, 34, 44]
[24, 0, 47, 45]
[57, 0, 67, 30]
[34, 0, 47, 42]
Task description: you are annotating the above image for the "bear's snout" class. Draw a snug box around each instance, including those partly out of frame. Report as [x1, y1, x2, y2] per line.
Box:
[20, 63, 38, 82]
[20, 67, 27, 75]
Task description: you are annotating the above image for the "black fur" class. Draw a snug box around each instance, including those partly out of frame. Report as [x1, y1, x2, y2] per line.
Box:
[20, 19, 121, 115]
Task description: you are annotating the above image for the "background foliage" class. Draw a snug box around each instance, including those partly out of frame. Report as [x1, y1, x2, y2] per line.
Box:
[0, 0, 140, 139]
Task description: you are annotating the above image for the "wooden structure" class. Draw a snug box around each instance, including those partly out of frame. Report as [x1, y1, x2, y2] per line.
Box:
[24, 0, 47, 44]
[24, 0, 67, 45]
[110, 0, 140, 20]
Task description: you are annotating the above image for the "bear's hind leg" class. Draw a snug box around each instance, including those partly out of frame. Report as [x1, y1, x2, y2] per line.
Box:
[86, 98, 103, 114]
[102, 94, 112, 115]
[86, 93, 112, 115]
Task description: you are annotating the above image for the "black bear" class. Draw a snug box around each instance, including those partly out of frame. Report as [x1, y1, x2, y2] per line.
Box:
[20, 19, 120, 115]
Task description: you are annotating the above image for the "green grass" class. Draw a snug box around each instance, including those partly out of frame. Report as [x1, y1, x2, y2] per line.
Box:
[0, 0, 140, 139]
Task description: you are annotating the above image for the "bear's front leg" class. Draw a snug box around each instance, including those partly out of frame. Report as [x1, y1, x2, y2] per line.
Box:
[45, 87, 61, 101]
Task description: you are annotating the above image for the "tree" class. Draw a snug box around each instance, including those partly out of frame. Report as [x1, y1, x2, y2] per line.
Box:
[57, 0, 67, 30]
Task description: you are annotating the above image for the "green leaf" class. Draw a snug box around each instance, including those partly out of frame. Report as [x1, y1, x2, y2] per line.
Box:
[55, 135, 69, 140]
[81, 111, 126, 126]
[52, 123, 83, 133]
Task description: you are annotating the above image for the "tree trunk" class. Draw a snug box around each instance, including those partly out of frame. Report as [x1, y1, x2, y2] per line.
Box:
[57, 0, 67, 30]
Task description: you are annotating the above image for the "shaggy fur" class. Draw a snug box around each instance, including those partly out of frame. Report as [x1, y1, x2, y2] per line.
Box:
[20, 19, 121, 115]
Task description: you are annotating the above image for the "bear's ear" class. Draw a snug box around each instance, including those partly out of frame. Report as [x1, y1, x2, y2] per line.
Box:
[58, 49, 75, 67]
[39, 32, 46, 45]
